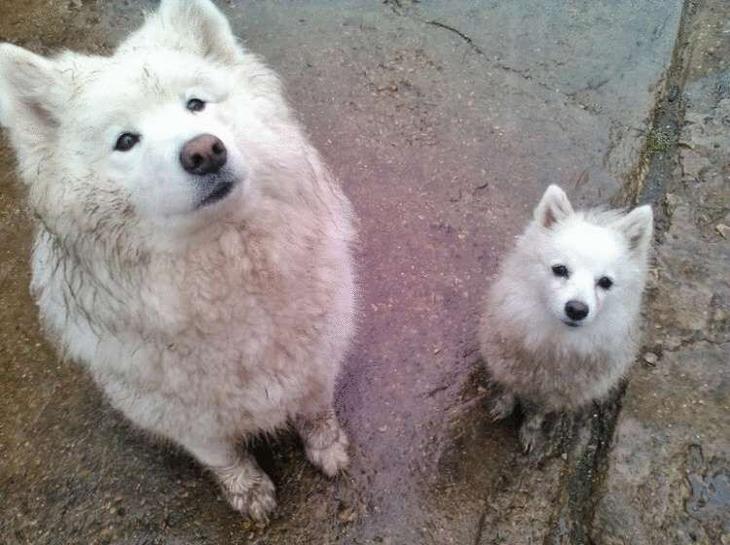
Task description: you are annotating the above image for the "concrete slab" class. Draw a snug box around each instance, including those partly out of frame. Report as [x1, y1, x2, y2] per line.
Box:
[592, 3, 730, 543]
[0, 1, 687, 544]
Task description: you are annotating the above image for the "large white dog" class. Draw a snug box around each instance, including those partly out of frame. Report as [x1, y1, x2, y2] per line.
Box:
[0, 0, 356, 520]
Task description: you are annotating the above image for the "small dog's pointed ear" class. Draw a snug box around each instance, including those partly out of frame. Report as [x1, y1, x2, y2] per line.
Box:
[534, 185, 574, 228]
[157, 0, 241, 63]
[617, 205, 653, 254]
[0, 43, 65, 135]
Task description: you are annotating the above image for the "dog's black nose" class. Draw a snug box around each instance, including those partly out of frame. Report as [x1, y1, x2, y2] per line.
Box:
[180, 134, 227, 175]
[565, 300, 589, 321]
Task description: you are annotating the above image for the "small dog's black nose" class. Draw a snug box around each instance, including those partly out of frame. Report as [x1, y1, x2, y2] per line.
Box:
[180, 134, 227, 175]
[565, 300, 589, 321]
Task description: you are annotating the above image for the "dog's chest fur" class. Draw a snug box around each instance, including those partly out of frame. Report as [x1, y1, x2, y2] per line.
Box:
[31, 204, 354, 436]
[483, 327, 635, 410]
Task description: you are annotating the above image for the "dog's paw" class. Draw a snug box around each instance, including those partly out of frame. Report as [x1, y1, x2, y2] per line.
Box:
[489, 391, 516, 421]
[297, 410, 350, 477]
[520, 411, 574, 462]
[519, 425, 546, 461]
[306, 428, 350, 477]
[215, 462, 277, 521]
[519, 412, 547, 461]
[226, 476, 276, 522]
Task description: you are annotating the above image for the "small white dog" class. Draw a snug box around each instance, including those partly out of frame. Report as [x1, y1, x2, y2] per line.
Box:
[0, 0, 356, 520]
[479, 185, 653, 454]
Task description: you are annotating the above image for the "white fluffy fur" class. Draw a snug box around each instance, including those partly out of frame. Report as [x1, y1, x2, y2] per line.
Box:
[0, 0, 356, 519]
[479, 185, 652, 449]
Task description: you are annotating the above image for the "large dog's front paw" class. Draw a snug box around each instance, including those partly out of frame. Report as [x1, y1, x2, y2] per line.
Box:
[306, 427, 350, 477]
[214, 459, 277, 521]
[297, 410, 350, 477]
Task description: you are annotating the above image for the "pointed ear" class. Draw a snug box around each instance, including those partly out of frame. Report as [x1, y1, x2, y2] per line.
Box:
[534, 185, 574, 228]
[155, 0, 241, 63]
[617, 205, 653, 254]
[0, 43, 66, 135]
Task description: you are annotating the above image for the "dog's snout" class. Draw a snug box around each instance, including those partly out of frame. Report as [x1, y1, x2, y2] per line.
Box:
[180, 134, 227, 175]
[565, 300, 589, 321]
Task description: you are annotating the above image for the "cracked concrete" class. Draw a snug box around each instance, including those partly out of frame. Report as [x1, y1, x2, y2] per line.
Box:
[1, 1, 726, 545]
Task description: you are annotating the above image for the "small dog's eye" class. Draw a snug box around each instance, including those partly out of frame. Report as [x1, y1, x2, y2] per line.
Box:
[187, 98, 206, 112]
[597, 276, 613, 290]
[551, 264, 569, 278]
[114, 133, 140, 152]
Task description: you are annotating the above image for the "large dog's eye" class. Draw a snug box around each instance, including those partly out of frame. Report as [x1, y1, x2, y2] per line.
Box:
[114, 133, 140, 152]
[551, 264, 569, 278]
[187, 98, 206, 112]
[597, 276, 613, 290]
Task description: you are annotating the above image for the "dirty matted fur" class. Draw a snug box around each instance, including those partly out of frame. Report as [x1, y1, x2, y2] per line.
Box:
[0, 0, 355, 520]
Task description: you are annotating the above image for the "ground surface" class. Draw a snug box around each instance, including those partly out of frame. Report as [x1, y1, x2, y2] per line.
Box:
[0, 1, 727, 544]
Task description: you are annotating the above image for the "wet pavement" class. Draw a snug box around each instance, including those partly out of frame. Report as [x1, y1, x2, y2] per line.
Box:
[1, 1, 727, 544]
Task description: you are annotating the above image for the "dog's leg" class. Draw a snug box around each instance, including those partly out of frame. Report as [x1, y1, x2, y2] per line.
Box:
[519, 410, 546, 457]
[489, 389, 517, 421]
[295, 407, 350, 477]
[183, 439, 276, 521]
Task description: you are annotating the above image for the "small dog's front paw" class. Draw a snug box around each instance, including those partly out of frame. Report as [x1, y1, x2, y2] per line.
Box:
[215, 461, 277, 521]
[519, 424, 545, 459]
[489, 391, 516, 421]
[520, 411, 574, 462]
[519, 411, 547, 460]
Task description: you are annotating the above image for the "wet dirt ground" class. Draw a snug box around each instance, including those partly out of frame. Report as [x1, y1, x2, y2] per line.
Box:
[1, 1, 727, 544]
